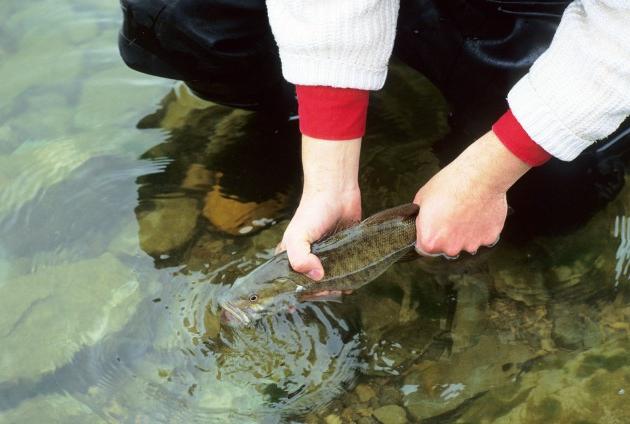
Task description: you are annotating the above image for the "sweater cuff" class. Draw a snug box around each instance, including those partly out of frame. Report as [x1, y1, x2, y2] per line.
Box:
[492, 109, 552, 167]
[296, 85, 369, 140]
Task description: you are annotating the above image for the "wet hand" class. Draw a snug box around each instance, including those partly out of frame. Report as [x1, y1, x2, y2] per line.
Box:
[277, 188, 361, 280]
[414, 131, 531, 257]
[277, 135, 362, 281]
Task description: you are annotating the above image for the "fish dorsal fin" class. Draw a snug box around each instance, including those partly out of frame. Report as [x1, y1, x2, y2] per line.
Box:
[316, 219, 358, 242]
[363, 203, 419, 225]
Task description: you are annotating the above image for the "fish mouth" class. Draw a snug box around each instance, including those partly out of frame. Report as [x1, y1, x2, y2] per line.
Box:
[219, 302, 252, 326]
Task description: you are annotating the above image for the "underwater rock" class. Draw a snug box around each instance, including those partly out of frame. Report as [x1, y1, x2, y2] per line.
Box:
[324, 414, 342, 424]
[7, 91, 75, 144]
[402, 335, 537, 421]
[74, 66, 170, 131]
[62, 15, 101, 45]
[184, 233, 234, 271]
[457, 336, 630, 423]
[487, 298, 555, 352]
[355, 384, 377, 403]
[158, 83, 215, 131]
[181, 163, 214, 191]
[0, 393, 106, 424]
[202, 186, 285, 236]
[0, 138, 91, 217]
[0, 40, 82, 106]
[0, 253, 140, 382]
[550, 303, 602, 350]
[449, 274, 490, 353]
[137, 197, 199, 256]
[372, 404, 408, 424]
[488, 245, 551, 307]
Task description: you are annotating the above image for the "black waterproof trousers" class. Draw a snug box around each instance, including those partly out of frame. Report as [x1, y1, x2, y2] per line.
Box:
[119, 0, 629, 237]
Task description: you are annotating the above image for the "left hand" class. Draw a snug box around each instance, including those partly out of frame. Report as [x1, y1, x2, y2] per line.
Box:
[414, 131, 531, 257]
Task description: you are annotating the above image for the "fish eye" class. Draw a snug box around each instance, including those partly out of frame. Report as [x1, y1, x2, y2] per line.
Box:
[249, 294, 258, 303]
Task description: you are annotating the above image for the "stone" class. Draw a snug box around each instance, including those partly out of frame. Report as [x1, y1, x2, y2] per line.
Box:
[380, 386, 403, 405]
[402, 335, 538, 421]
[355, 384, 377, 403]
[448, 274, 490, 353]
[137, 197, 199, 256]
[74, 66, 171, 131]
[181, 164, 214, 190]
[0, 253, 140, 382]
[158, 83, 215, 130]
[0, 138, 91, 217]
[202, 185, 285, 236]
[324, 414, 342, 424]
[457, 336, 630, 423]
[372, 405, 408, 424]
[0, 393, 106, 424]
[488, 245, 551, 307]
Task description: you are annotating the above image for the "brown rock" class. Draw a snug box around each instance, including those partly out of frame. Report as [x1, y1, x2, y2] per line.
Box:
[203, 185, 285, 236]
[181, 163, 214, 190]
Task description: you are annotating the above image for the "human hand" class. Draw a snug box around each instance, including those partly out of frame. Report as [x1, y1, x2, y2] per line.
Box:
[277, 135, 362, 280]
[414, 131, 531, 257]
[278, 187, 361, 280]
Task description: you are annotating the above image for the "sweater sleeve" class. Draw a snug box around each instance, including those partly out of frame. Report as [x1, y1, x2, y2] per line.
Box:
[266, 0, 400, 91]
[507, 0, 630, 161]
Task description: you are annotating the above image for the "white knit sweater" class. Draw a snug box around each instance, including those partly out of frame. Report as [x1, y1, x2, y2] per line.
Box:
[266, 0, 630, 160]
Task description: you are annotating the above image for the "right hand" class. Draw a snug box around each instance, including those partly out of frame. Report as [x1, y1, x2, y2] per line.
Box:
[277, 135, 362, 280]
[277, 187, 361, 280]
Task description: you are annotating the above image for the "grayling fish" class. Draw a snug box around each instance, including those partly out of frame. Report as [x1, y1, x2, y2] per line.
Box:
[219, 203, 419, 325]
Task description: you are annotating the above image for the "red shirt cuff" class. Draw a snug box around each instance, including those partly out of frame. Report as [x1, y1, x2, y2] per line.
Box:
[296, 85, 369, 140]
[492, 109, 552, 167]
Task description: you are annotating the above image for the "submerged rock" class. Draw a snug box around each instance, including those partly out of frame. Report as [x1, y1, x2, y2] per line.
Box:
[458, 336, 630, 423]
[202, 185, 285, 236]
[137, 197, 199, 256]
[0, 393, 105, 424]
[0, 253, 140, 382]
[402, 334, 538, 421]
[372, 405, 408, 424]
[355, 384, 377, 403]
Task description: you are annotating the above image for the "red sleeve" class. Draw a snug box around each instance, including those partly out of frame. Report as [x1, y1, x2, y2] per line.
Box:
[492, 109, 552, 167]
[296, 85, 369, 140]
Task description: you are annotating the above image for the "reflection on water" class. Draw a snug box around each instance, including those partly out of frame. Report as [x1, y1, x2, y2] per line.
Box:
[614, 215, 630, 286]
[1, 0, 630, 423]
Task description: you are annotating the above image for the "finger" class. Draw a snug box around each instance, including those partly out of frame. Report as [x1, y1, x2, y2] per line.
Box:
[415, 245, 444, 258]
[484, 235, 501, 248]
[275, 241, 286, 254]
[285, 237, 324, 280]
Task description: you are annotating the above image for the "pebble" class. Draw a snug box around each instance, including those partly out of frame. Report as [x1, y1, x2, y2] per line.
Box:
[324, 414, 342, 424]
[355, 384, 377, 403]
[373, 405, 408, 424]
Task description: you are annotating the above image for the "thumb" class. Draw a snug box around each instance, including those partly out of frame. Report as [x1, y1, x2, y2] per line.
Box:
[285, 237, 324, 281]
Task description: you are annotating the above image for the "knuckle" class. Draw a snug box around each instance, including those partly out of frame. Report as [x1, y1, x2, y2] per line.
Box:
[444, 247, 461, 258]
[419, 238, 439, 253]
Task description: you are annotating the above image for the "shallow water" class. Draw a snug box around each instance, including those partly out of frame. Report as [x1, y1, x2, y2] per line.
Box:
[1, 1, 630, 423]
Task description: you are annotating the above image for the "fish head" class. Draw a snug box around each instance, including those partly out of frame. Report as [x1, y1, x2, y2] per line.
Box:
[219, 253, 305, 326]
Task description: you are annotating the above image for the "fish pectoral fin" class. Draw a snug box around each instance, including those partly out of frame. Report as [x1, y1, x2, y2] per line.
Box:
[299, 291, 345, 303]
[362, 203, 419, 225]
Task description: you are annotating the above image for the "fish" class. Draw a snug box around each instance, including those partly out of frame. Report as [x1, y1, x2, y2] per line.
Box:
[219, 203, 420, 326]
